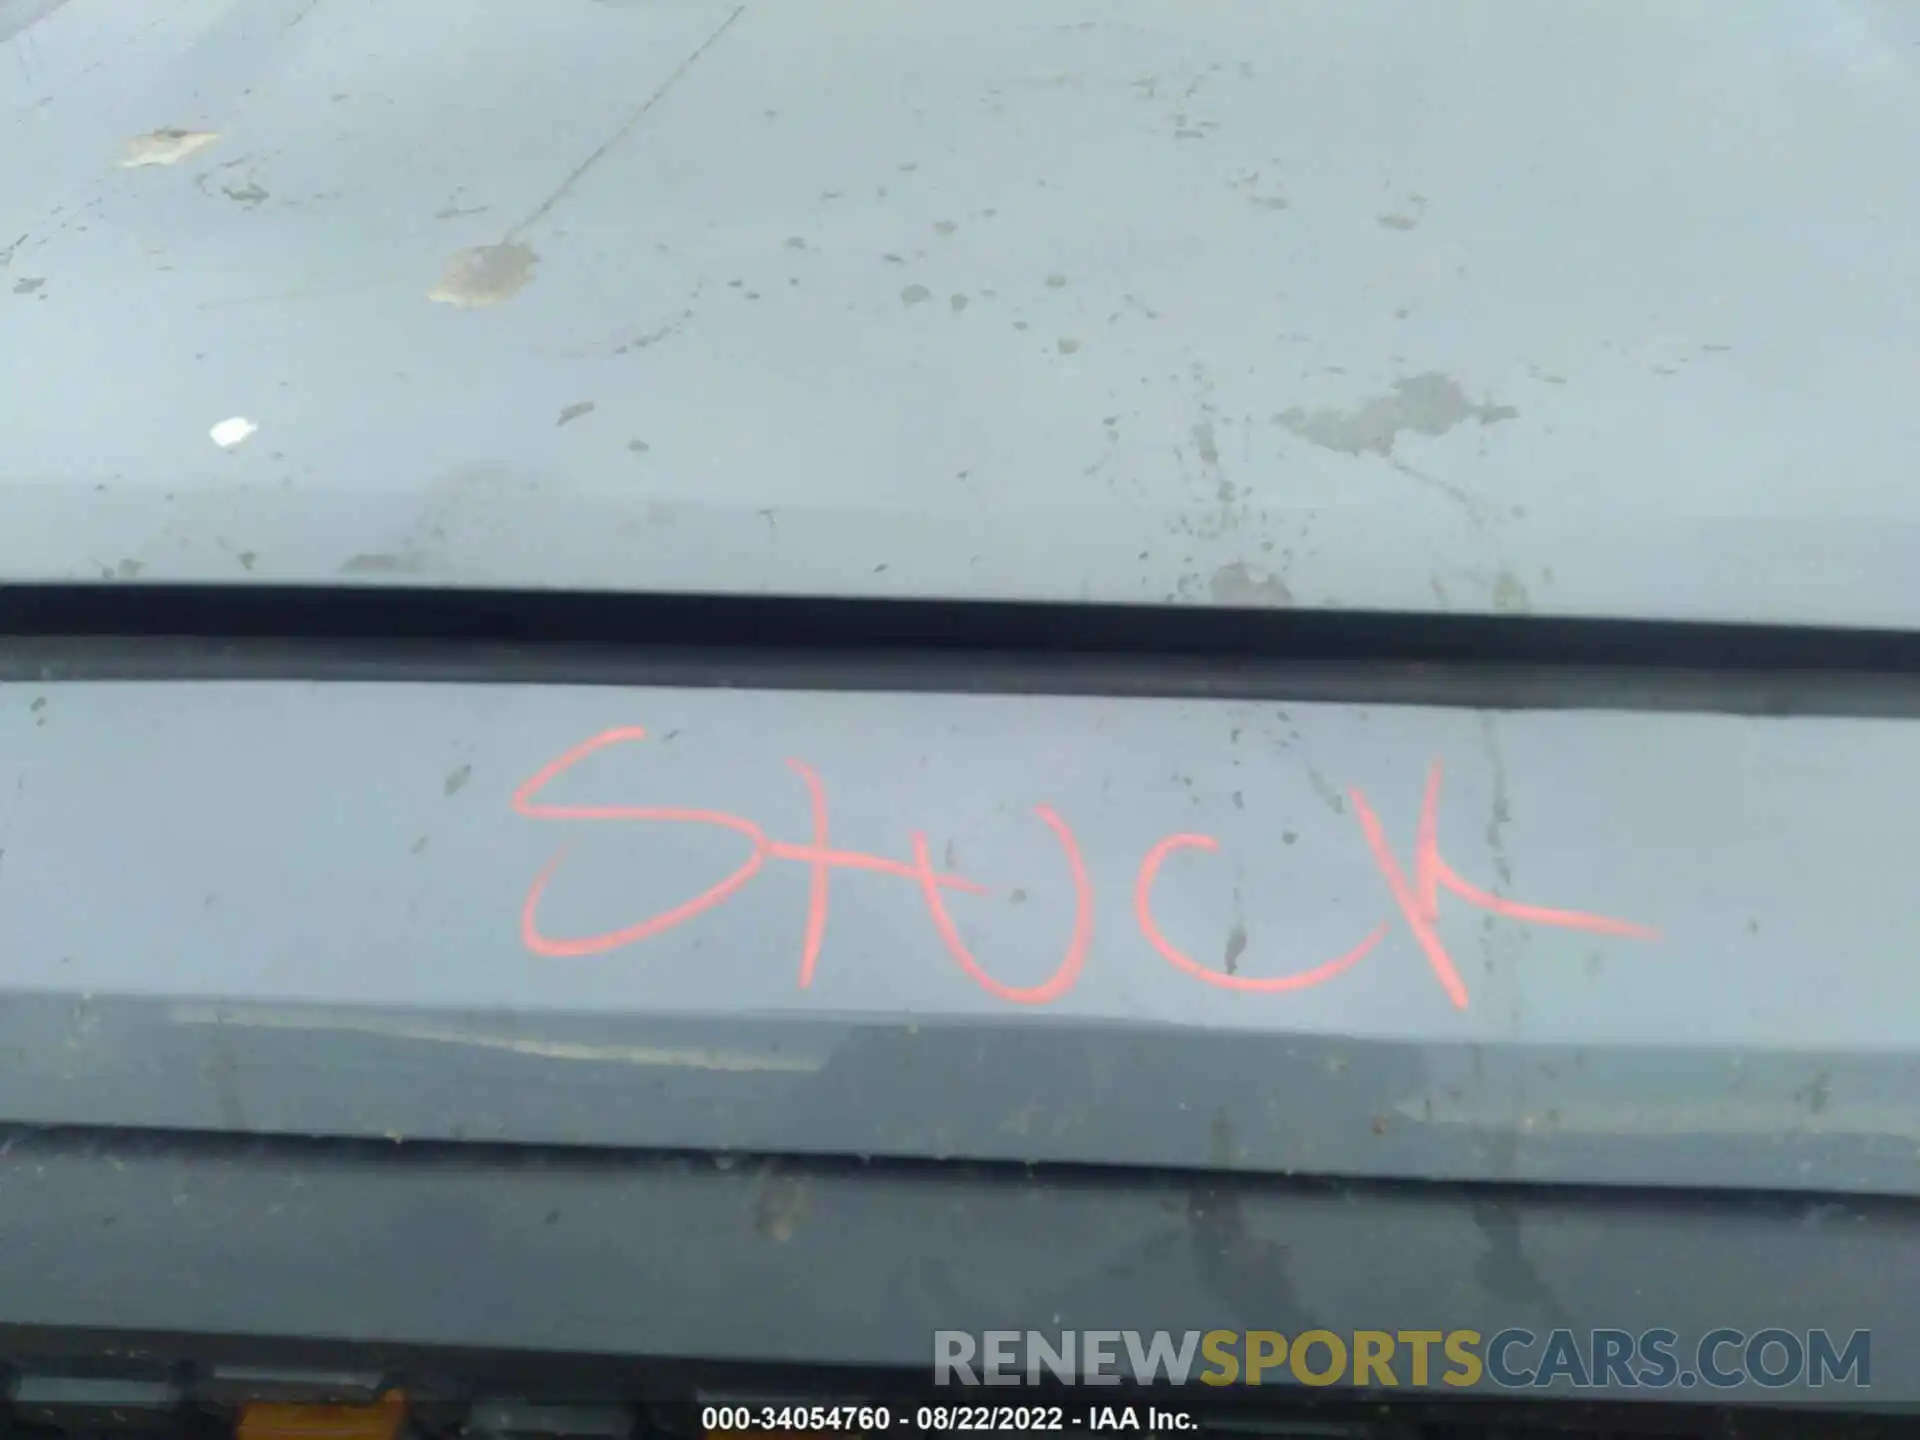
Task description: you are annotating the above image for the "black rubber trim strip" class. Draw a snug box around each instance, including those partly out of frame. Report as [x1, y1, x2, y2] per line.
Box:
[4, 584, 1920, 715]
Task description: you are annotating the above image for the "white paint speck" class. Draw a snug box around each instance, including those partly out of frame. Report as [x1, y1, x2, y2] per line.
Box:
[120, 128, 221, 169]
[209, 417, 258, 449]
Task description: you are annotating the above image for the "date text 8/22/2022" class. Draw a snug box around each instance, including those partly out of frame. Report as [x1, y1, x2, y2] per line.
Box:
[702, 1404, 1195, 1433]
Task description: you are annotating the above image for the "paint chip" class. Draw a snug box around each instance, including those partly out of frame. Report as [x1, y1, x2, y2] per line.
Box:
[341, 552, 417, 575]
[427, 242, 538, 308]
[209, 417, 258, 449]
[1209, 561, 1291, 607]
[1276, 372, 1516, 458]
[120, 129, 220, 169]
[1492, 569, 1532, 614]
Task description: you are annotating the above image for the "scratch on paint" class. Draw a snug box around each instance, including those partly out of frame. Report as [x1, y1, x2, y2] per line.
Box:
[509, 5, 746, 240]
[167, 1005, 823, 1073]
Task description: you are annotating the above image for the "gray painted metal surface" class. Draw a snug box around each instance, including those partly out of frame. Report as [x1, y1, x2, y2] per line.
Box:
[5, 0, 1920, 625]
[3, 679, 1917, 1196]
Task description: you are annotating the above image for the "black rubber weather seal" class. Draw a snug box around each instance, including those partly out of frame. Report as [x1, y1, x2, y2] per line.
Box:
[4, 582, 1920, 716]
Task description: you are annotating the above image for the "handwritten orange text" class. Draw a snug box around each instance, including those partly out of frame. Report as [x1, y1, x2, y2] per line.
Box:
[513, 729, 1659, 1010]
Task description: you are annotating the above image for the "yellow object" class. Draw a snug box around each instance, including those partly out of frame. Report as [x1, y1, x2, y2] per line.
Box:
[239, 1391, 407, 1440]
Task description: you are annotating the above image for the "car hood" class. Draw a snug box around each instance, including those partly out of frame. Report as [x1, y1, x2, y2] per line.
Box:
[4, 0, 1919, 625]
